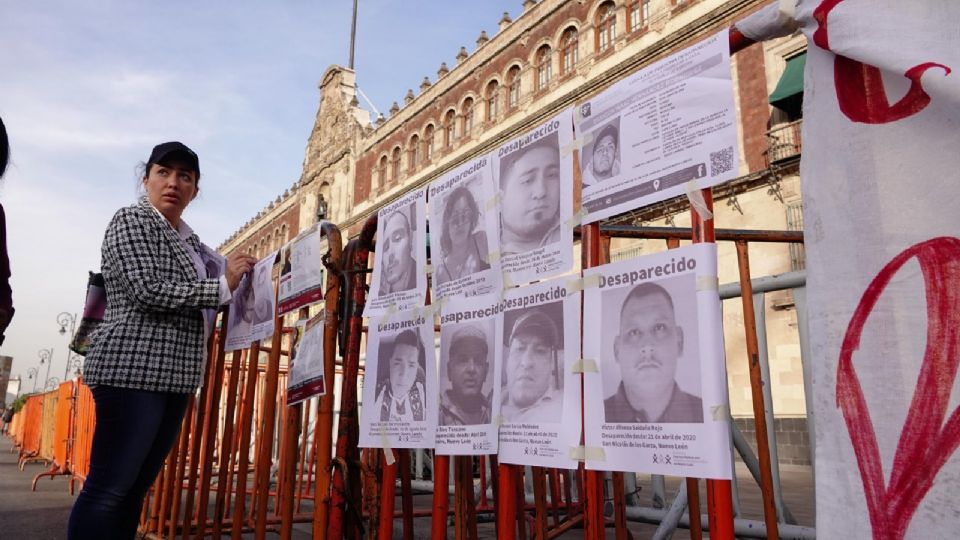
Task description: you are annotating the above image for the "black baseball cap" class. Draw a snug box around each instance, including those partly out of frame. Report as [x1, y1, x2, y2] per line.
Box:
[148, 141, 200, 174]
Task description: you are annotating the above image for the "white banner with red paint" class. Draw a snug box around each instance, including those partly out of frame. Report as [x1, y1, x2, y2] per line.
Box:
[748, 1, 960, 537]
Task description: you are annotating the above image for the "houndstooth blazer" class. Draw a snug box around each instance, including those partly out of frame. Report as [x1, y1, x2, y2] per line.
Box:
[82, 197, 220, 393]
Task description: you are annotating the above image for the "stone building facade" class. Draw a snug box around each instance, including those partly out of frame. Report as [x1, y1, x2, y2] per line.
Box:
[220, 0, 810, 463]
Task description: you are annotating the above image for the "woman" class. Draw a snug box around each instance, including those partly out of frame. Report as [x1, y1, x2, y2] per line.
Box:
[68, 142, 257, 540]
[435, 186, 490, 284]
[0, 116, 13, 345]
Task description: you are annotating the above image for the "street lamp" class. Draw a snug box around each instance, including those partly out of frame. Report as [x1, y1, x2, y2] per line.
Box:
[44, 377, 60, 391]
[67, 351, 84, 379]
[38, 348, 54, 393]
[27, 367, 39, 393]
[57, 312, 77, 380]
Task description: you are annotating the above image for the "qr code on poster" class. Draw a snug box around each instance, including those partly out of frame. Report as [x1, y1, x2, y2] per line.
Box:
[710, 146, 734, 176]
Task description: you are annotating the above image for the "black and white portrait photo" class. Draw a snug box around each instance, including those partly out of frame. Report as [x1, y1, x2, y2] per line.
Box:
[500, 302, 564, 424]
[434, 181, 491, 285]
[439, 321, 494, 426]
[373, 329, 428, 423]
[581, 117, 621, 187]
[602, 274, 703, 424]
[227, 273, 255, 340]
[498, 132, 562, 257]
[251, 260, 275, 326]
[378, 202, 418, 296]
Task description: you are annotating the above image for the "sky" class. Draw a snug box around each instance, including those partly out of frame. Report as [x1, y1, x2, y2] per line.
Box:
[0, 0, 518, 392]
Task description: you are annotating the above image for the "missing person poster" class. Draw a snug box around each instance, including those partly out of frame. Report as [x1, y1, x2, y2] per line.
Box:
[577, 31, 738, 224]
[436, 295, 503, 455]
[498, 278, 580, 470]
[582, 243, 731, 479]
[225, 251, 278, 352]
[277, 223, 327, 315]
[428, 156, 502, 299]
[493, 110, 575, 286]
[364, 188, 428, 318]
[286, 311, 327, 406]
[358, 309, 437, 449]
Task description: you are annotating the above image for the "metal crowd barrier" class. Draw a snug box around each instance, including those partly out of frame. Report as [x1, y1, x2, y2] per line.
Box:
[135, 220, 343, 539]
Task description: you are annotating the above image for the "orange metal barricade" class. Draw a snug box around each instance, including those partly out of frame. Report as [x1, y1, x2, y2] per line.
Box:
[132, 221, 343, 540]
[32, 380, 76, 490]
[18, 394, 45, 469]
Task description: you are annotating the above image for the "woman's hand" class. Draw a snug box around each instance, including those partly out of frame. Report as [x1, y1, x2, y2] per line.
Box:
[224, 253, 258, 291]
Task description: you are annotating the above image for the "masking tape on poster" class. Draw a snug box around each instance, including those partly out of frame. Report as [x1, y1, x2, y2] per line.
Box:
[560, 132, 594, 158]
[569, 446, 606, 462]
[564, 208, 587, 231]
[685, 180, 713, 220]
[710, 404, 730, 422]
[565, 274, 601, 295]
[380, 429, 396, 466]
[424, 263, 433, 275]
[485, 193, 502, 212]
[571, 358, 599, 374]
[377, 304, 399, 325]
[696, 276, 719, 292]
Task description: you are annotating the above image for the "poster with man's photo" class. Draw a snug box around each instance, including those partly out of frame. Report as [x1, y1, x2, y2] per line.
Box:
[582, 243, 731, 479]
[428, 156, 502, 299]
[225, 251, 278, 352]
[497, 278, 580, 470]
[577, 31, 738, 224]
[436, 295, 503, 455]
[358, 309, 438, 449]
[277, 223, 327, 315]
[493, 110, 575, 286]
[364, 188, 428, 317]
[286, 311, 327, 406]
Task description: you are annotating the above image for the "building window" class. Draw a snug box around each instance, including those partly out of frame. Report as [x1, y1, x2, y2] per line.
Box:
[462, 98, 474, 138]
[424, 124, 435, 162]
[377, 155, 388, 189]
[444, 110, 456, 148]
[486, 80, 500, 121]
[561, 27, 579, 75]
[507, 65, 521, 109]
[390, 147, 401, 183]
[630, 0, 650, 32]
[535, 45, 552, 91]
[408, 134, 420, 172]
[596, 2, 616, 53]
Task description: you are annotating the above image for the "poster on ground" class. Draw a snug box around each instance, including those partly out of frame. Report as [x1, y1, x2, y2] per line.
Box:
[436, 295, 503, 455]
[225, 251, 277, 352]
[358, 309, 437, 449]
[278, 223, 327, 315]
[428, 156, 502, 299]
[497, 278, 580, 470]
[577, 31, 738, 224]
[583, 243, 731, 479]
[492, 110, 575, 286]
[286, 311, 327, 406]
[364, 188, 428, 318]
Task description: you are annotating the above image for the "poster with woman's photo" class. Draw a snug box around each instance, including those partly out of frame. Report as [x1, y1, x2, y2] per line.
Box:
[359, 309, 438, 449]
[277, 223, 327, 315]
[286, 311, 327, 406]
[436, 295, 503, 455]
[428, 156, 502, 299]
[582, 243, 731, 479]
[364, 188, 428, 318]
[225, 251, 278, 352]
[498, 277, 580, 470]
[577, 31, 738, 224]
[493, 109, 574, 285]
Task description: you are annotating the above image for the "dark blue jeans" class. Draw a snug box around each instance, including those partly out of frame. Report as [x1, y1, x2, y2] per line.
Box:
[68, 385, 189, 540]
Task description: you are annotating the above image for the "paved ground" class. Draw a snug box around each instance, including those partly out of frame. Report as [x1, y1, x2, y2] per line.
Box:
[1, 435, 814, 538]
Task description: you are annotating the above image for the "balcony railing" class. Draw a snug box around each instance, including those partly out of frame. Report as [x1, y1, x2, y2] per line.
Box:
[764, 119, 802, 167]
